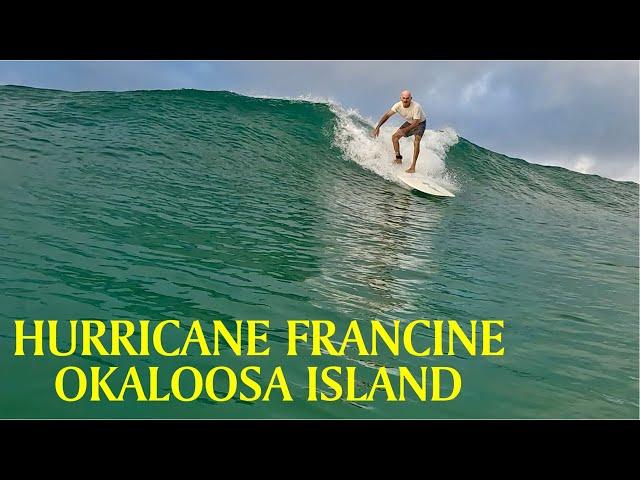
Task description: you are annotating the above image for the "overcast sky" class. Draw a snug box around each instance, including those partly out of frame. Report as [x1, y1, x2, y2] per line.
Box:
[1, 60, 637, 182]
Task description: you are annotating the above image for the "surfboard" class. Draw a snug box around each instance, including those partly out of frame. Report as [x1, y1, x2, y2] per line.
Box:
[397, 173, 455, 197]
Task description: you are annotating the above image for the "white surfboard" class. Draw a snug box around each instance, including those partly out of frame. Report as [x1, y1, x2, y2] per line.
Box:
[397, 173, 455, 197]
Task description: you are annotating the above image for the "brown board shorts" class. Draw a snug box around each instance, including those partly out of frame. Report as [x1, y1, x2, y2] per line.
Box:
[401, 120, 426, 137]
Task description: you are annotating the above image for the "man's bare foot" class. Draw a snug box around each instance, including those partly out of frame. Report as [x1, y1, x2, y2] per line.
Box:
[394, 159, 403, 164]
[405, 167, 416, 173]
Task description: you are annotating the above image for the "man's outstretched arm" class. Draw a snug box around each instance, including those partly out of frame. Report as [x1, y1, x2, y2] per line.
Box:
[372, 110, 395, 137]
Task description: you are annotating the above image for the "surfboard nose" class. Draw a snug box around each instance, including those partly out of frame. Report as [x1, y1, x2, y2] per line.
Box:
[397, 173, 455, 197]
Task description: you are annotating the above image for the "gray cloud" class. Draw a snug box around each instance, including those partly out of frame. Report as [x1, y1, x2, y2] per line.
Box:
[1, 60, 637, 181]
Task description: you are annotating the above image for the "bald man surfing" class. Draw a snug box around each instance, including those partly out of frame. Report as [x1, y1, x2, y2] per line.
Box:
[372, 90, 427, 173]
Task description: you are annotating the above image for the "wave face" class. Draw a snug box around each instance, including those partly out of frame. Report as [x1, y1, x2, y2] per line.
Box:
[1, 86, 638, 418]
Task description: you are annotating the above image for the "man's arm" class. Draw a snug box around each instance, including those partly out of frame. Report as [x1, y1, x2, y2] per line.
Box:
[372, 110, 395, 137]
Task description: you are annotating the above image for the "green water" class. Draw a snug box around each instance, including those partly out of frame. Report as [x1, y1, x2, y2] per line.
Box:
[0, 86, 638, 418]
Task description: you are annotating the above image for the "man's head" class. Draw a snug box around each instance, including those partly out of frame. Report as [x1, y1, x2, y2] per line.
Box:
[400, 90, 412, 107]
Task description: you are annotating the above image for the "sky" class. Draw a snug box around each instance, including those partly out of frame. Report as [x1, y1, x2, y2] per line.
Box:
[1, 60, 638, 182]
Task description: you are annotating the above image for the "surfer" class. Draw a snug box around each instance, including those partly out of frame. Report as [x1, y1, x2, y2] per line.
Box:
[372, 90, 427, 173]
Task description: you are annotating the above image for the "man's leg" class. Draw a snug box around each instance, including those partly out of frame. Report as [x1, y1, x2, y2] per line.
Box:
[392, 130, 403, 163]
[406, 134, 422, 173]
[392, 122, 410, 163]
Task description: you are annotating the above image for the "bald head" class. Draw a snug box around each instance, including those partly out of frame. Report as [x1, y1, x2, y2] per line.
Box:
[400, 90, 412, 107]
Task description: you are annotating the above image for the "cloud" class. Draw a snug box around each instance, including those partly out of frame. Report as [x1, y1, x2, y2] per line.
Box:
[571, 155, 596, 175]
[460, 72, 493, 105]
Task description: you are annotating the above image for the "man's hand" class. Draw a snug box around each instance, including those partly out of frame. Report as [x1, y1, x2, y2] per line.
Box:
[372, 127, 380, 138]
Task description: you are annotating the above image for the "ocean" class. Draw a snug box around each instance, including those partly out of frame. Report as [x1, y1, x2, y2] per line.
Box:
[0, 85, 637, 418]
